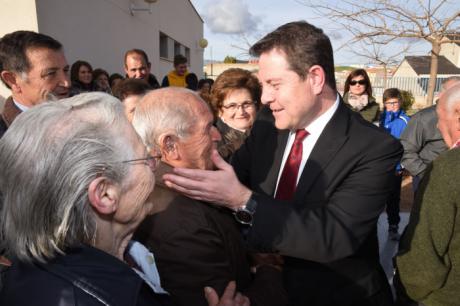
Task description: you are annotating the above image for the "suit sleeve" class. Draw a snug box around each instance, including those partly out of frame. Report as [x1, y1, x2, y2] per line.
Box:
[400, 115, 427, 177]
[234, 115, 403, 262]
[396, 153, 458, 302]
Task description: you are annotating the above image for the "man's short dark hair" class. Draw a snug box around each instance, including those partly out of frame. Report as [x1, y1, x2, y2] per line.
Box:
[0, 31, 63, 88]
[112, 78, 151, 100]
[173, 54, 187, 66]
[124, 49, 150, 67]
[250, 21, 336, 90]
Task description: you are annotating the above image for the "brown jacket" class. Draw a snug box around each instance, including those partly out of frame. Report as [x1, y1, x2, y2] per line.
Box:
[134, 163, 287, 306]
[0, 96, 22, 138]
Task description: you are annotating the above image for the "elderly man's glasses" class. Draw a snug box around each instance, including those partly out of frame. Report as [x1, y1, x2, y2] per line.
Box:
[121, 154, 162, 171]
[222, 101, 255, 112]
[349, 80, 366, 86]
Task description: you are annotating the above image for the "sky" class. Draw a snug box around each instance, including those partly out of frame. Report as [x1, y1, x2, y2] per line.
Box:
[189, 0, 431, 66]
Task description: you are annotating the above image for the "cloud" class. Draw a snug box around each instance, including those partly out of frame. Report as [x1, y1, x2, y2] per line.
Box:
[203, 0, 261, 34]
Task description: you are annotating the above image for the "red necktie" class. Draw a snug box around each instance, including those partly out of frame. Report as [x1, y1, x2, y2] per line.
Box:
[275, 129, 309, 201]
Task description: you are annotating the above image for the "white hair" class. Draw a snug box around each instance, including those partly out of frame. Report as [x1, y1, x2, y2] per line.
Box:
[0, 92, 135, 263]
[132, 87, 207, 150]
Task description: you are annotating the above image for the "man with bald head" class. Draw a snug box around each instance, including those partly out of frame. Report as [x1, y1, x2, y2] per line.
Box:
[131, 88, 286, 306]
[397, 83, 460, 306]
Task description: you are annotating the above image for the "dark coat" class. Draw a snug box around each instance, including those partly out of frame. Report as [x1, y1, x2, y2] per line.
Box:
[134, 163, 287, 306]
[0, 245, 165, 306]
[232, 101, 403, 306]
[215, 118, 248, 161]
[0, 96, 22, 138]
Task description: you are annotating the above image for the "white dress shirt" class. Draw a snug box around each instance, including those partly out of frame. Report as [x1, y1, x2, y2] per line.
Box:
[275, 95, 340, 193]
[13, 99, 29, 112]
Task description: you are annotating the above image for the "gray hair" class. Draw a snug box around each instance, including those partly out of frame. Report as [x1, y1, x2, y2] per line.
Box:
[0, 92, 135, 263]
[132, 87, 205, 150]
[442, 76, 460, 90]
[440, 83, 460, 113]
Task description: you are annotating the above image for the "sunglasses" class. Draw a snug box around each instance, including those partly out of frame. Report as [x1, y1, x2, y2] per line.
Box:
[349, 80, 366, 86]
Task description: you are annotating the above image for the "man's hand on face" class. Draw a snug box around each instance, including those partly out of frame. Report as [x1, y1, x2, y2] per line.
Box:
[163, 150, 251, 210]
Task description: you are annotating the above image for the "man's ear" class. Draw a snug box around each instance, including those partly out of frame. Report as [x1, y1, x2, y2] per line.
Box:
[1, 71, 21, 93]
[88, 177, 119, 215]
[158, 134, 179, 161]
[147, 62, 152, 69]
[307, 65, 326, 95]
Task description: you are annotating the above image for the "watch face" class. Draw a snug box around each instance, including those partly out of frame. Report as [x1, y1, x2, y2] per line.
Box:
[235, 210, 252, 224]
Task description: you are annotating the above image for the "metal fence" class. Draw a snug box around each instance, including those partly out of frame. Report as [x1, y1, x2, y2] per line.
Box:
[336, 75, 451, 100]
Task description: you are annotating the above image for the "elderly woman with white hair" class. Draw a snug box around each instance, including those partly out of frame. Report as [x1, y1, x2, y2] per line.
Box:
[0, 92, 252, 306]
[0, 92, 165, 305]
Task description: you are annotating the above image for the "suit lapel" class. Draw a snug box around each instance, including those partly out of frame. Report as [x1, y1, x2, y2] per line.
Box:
[295, 102, 350, 200]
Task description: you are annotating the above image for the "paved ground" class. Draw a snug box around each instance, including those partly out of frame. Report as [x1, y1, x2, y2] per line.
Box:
[378, 175, 414, 288]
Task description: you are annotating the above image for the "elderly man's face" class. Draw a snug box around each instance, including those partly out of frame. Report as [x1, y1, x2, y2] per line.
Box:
[15, 47, 70, 105]
[125, 54, 150, 81]
[178, 100, 221, 170]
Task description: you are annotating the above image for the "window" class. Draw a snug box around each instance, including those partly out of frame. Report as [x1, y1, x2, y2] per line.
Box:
[174, 41, 181, 56]
[160, 32, 168, 59]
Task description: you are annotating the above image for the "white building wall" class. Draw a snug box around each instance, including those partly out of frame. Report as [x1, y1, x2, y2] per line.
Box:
[0, 0, 204, 105]
[35, 0, 204, 80]
[157, 0, 204, 80]
[440, 41, 460, 67]
[392, 60, 418, 78]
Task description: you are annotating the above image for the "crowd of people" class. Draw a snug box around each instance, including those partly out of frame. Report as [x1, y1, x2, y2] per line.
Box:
[1, 22, 460, 306]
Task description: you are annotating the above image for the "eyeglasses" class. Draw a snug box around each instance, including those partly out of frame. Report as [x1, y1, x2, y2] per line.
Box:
[222, 101, 255, 112]
[384, 101, 399, 105]
[121, 154, 162, 172]
[349, 80, 366, 86]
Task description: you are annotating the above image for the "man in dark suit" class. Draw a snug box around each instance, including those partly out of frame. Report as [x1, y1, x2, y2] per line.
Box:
[164, 21, 402, 306]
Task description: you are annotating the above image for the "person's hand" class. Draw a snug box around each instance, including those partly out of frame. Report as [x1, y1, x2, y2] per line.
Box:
[163, 150, 251, 210]
[205, 281, 250, 306]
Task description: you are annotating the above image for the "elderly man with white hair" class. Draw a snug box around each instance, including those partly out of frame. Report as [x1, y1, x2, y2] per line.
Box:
[397, 83, 460, 306]
[132, 87, 286, 306]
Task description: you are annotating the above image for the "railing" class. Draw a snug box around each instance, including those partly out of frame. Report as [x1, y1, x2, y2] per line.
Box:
[336, 76, 451, 99]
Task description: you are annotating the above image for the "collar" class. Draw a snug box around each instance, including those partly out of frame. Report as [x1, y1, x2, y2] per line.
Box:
[451, 138, 460, 149]
[13, 99, 29, 112]
[37, 244, 145, 306]
[300, 94, 340, 136]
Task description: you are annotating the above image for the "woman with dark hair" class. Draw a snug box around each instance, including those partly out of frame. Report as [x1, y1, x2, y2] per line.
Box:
[69, 60, 95, 96]
[211, 68, 261, 159]
[343, 69, 380, 122]
[109, 73, 124, 89]
[93, 68, 111, 94]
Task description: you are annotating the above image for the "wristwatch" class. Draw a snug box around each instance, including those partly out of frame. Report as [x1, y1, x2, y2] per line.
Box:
[234, 194, 257, 226]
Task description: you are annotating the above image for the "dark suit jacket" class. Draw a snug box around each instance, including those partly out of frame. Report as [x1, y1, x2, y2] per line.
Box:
[134, 163, 287, 306]
[232, 101, 403, 306]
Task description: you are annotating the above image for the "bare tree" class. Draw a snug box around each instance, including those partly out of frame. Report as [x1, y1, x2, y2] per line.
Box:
[298, 0, 460, 106]
[346, 39, 411, 89]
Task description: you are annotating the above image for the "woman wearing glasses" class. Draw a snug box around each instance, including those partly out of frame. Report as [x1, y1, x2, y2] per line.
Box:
[343, 69, 380, 123]
[211, 68, 261, 160]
